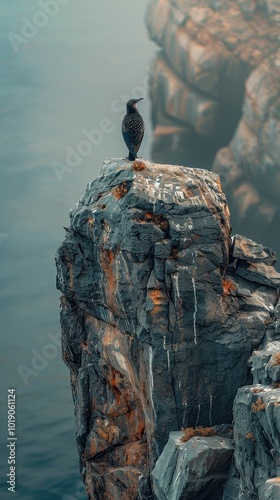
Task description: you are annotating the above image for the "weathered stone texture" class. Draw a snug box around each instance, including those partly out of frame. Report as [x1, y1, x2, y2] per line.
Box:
[56, 158, 280, 499]
[152, 431, 234, 500]
[146, 0, 280, 254]
[226, 386, 280, 499]
[146, 0, 279, 142]
[224, 332, 280, 499]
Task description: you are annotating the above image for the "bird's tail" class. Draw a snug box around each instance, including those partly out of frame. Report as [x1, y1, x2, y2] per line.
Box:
[129, 152, 136, 161]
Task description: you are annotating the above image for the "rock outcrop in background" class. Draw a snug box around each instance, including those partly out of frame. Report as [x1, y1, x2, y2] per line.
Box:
[56, 159, 280, 499]
[145, 0, 280, 261]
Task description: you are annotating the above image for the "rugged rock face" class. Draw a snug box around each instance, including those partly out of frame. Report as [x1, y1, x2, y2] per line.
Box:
[145, 0, 280, 256]
[213, 49, 280, 253]
[223, 341, 280, 499]
[153, 431, 234, 500]
[56, 159, 280, 499]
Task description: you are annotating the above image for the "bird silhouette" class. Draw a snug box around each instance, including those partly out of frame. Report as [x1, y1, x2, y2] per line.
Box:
[122, 98, 144, 161]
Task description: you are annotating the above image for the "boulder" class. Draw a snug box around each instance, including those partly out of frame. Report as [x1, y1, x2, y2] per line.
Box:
[56, 158, 280, 498]
[225, 386, 280, 498]
[152, 431, 234, 500]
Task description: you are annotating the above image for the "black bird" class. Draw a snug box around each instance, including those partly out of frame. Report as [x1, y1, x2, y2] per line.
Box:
[122, 98, 144, 161]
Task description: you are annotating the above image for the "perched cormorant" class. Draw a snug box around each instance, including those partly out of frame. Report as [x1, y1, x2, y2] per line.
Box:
[122, 98, 144, 161]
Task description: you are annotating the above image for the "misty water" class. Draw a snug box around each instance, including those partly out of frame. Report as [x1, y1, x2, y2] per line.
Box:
[0, 1, 154, 498]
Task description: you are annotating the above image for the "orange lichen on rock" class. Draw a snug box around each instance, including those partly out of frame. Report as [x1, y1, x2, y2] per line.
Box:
[149, 289, 168, 306]
[99, 248, 115, 298]
[107, 370, 125, 411]
[216, 177, 223, 193]
[86, 438, 98, 460]
[132, 160, 146, 171]
[136, 212, 169, 232]
[270, 352, 280, 367]
[124, 441, 147, 467]
[251, 397, 266, 413]
[266, 478, 280, 484]
[135, 421, 145, 441]
[246, 432, 255, 441]
[181, 185, 194, 199]
[252, 387, 263, 394]
[113, 182, 128, 199]
[222, 278, 237, 296]
[181, 426, 216, 442]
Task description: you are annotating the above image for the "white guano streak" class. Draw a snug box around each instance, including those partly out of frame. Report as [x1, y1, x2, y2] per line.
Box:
[149, 345, 154, 390]
[163, 335, 171, 371]
[195, 404, 201, 427]
[167, 350, 170, 370]
[173, 273, 180, 299]
[148, 346, 156, 417]
[192, 276, 198, 346]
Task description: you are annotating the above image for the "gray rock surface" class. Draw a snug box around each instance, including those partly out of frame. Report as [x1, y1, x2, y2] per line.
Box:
[224, 301, 280, 498]
[261, 478, 280, 500]
[152, 431, 234, 500]
[226, 386, 280, 499]
[56, 158, 280, 499]
[250, 342, 280, 385]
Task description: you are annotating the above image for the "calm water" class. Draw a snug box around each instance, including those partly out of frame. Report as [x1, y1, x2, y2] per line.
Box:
[0, 2, 154, 498]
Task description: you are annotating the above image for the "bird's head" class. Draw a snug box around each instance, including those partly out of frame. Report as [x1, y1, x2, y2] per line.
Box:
[126, 98, 143, 113]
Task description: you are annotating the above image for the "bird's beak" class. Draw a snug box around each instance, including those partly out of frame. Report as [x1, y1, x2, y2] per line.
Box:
[136, 98, 144, 102]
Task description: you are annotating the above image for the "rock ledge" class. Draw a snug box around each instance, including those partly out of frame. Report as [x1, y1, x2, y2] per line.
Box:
[56, 158, 280, 499]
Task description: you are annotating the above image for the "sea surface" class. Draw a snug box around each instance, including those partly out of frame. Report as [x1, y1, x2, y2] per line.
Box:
[0, 1, 154, 498]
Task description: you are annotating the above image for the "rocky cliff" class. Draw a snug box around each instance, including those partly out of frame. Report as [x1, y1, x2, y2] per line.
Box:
[56, 159, 280, 499]
[145, 0, 280, 259]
